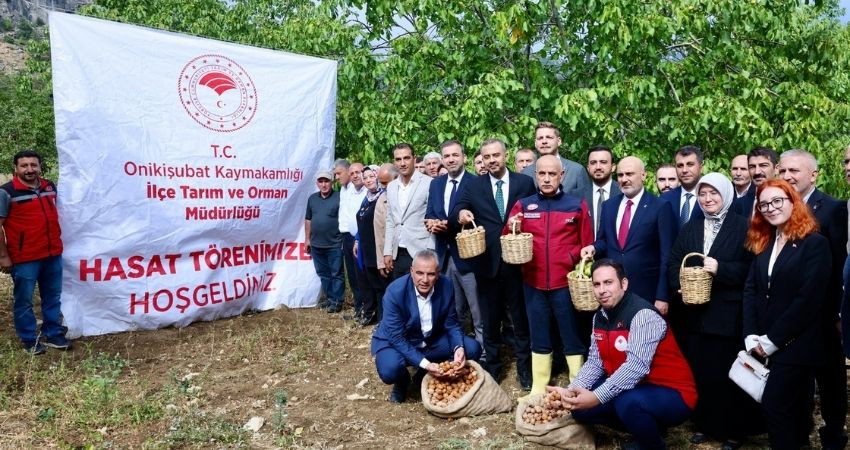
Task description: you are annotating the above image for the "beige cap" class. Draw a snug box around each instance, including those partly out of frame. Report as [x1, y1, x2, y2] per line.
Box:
[316, 171, 333, 181]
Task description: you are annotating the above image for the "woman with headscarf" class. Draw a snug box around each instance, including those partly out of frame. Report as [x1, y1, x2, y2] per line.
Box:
[668, 172, 761, 449]
[743, 179, 830, 449]
[353, 166, 388, 326]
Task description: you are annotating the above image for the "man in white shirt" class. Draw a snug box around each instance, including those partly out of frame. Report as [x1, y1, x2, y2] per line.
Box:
[336, 159, 367, 318]
[371, 250, 482, 403]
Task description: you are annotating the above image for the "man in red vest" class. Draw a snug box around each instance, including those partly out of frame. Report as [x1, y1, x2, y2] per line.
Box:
[0, 150, 70, 354]
[548, 259, 696, 450]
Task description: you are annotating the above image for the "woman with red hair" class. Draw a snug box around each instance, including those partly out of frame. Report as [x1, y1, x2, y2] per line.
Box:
[743, 179, 830, 449]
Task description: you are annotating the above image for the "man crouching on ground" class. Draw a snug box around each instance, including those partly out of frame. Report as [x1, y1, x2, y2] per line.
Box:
[547, 259, 696, 450]
[0, 150, 72, 355]
[371, 249, 482, 403]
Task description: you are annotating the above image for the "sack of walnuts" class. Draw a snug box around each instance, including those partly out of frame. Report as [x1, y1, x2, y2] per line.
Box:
[420, 360, 512, 418]
[515, 392, 595, 449]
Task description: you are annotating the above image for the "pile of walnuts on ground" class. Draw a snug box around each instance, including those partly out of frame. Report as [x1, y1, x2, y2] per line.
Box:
[425, 361, 478, 407]
[521, 390, 571, 425]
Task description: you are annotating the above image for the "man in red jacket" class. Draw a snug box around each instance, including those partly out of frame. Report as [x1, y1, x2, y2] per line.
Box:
[505, 154, 594, 399]
[549, 259, 695, 450]
[0, 150, 70, 354]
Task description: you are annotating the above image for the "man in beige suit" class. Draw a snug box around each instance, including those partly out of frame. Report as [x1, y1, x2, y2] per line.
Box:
[384, 143, 435, 279]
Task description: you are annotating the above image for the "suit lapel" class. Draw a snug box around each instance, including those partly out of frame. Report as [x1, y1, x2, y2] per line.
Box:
[406, 280, 422, 337]
[768, 234, 796, 279]
[807, 189, 822, 214]
[400, 172, 421, 219]
[623, 192, 651, 249]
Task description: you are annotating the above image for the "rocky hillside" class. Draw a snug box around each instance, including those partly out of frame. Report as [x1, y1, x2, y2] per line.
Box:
[0, 40, 25, 73]
[1, 0, 90, 23]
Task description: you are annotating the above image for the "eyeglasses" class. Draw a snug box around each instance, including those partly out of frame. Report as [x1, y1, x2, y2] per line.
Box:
[756, 197, 789, 213]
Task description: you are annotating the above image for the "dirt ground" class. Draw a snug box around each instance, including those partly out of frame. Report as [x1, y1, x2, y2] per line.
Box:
[0, 278, 841, 449]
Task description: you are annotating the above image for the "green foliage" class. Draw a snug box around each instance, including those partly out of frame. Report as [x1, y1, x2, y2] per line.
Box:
[0, 18, 13, 32]
[0, 37, 56, 177]
[3, 0, 850, 194]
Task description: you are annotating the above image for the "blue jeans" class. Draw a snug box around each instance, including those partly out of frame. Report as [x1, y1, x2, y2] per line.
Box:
[524, 285, 585, 355]
[572, 380, 692, 450]
[12, 255, 64, 342]
[311, 246, 344, 307]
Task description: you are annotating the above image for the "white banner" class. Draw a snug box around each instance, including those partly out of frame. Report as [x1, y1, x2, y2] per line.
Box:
[49, 13, 336, 337]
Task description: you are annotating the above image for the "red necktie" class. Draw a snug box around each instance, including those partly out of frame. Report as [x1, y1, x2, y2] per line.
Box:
[618, 199, 633, 249]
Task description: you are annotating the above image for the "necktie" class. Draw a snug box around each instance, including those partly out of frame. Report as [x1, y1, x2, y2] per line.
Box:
[495, 180, 505, 221]
[595, 187, 605, 237]
[447, 179, 458, 215]
[680, 193, 693, 226]
[618, 199, 633, 249]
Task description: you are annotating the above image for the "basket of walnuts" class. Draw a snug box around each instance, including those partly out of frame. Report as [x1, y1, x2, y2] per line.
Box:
[420, 360, 512, 418]
[515, 391, 595, 449]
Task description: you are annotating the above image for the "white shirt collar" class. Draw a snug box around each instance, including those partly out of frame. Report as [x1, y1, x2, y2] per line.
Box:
[802, 186, 815, 203]
[415, 287, 434, 303]
[623, 187, 644, 206]
[489, 170, 509, 186]
[594, 178, 613, 193]
[448, 172, 465, 183]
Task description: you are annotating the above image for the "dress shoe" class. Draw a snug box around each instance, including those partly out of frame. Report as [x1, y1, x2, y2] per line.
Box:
[326, 304, 342, 313]
[389, 374, 410, 403]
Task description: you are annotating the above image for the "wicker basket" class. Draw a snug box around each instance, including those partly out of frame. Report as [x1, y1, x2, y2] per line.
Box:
[456, 220, 486, 259]
[680, 252, 712, 305]
[500, 221, 533, 264]
[568, 257, 597, 311]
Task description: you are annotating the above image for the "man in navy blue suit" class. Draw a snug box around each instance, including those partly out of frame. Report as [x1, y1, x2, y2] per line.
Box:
[661, 145, 704, 234]
[371, 249, 482, 403]
[453, 138, 537, 388]
[780, 149, 848, 450]
[425, 140, 484, 353]
[581, 156, 676, 315]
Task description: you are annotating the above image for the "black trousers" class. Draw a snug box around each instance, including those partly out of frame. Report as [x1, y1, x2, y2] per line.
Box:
[762, 362, 816, 450]
[341, 233, 362, 311]
[813, 324, 848, 447]
[475, 261, 530, 379]
[391, 247, 413, 280]
[362, 267, 388, 321]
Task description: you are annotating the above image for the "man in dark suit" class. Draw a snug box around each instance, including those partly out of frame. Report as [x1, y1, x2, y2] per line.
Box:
[425, 140, 483, 354]
[661, 145, 704, 234]
[452, 138, 537, 388]
[584, 145, 620, 240]
[733, 147, 778, 217]
[371, 249, 482, 403]
[521, 121, 591, 197]
[581, 156, 676, 315]
[779, 149, 848, 450]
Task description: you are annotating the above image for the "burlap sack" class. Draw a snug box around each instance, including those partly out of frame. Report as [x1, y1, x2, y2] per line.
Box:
[515, 393, 595, 449]
[420, 360, 512, 418]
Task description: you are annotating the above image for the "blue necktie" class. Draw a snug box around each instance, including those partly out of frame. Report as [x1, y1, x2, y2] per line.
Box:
[680, 193, 693, 226]
[495, 180, 505, 221]
[448, 179, 458, 215]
